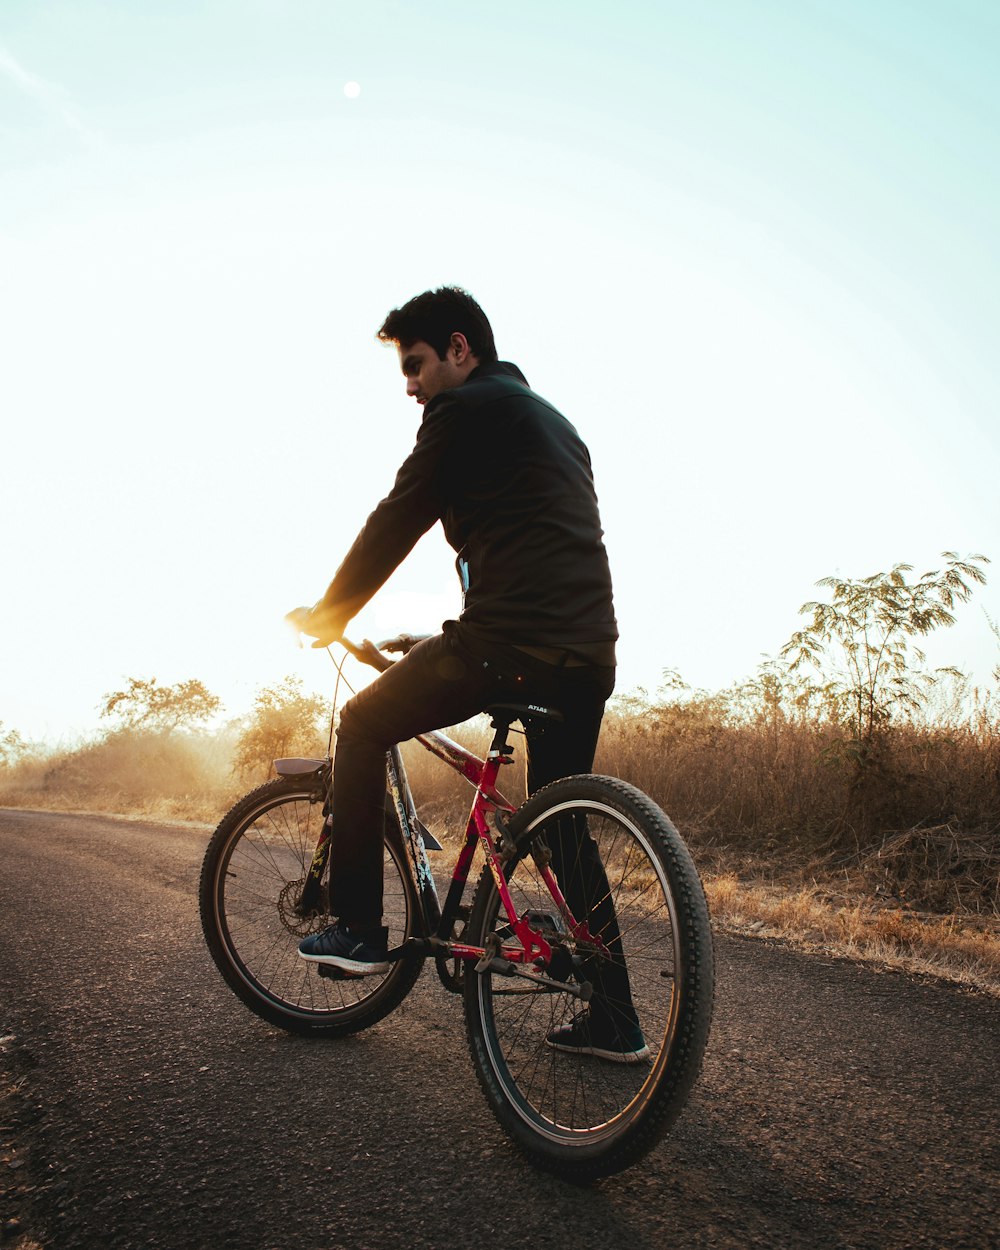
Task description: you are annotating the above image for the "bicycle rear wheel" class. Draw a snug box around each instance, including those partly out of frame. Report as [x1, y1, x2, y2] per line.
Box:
[463, 774, 713, 1181]
[200, 775, 423, 1036]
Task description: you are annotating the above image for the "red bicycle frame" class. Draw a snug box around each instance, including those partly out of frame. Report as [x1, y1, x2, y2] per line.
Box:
[395, 715, 609, 972]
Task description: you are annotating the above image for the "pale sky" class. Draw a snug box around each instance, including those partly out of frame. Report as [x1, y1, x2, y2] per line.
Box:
[2, 0, 998, 741]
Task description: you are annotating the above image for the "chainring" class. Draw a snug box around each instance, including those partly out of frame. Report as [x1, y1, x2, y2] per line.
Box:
[434, 951, 466, 994]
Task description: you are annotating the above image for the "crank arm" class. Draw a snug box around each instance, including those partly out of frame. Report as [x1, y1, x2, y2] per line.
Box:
[474, 954, 593, 1002]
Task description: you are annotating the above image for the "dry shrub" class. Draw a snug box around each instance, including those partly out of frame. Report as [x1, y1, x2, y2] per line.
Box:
[595, 703, 848, 843]
[232, 676, 328, 783]
[860, 824, 1000, 914]
[595, 698, 1000, 874]
[0, 729, 239, 822]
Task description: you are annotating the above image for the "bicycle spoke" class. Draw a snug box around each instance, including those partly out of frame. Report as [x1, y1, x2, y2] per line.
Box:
[201, 780, 424, 1033]
[466, 782, 705, 1162]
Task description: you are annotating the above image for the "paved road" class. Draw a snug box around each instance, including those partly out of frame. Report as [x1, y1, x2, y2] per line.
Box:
[1, 808, 997, 1250]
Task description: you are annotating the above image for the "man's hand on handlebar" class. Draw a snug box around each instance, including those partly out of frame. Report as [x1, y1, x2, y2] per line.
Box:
[284, 604, 345, 649]
[286, 608, 431, 659]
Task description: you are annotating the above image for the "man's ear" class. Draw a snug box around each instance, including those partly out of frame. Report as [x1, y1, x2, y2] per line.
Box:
[450, 332, 471, 364]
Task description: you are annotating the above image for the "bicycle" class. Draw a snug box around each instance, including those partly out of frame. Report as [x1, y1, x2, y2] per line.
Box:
[199, 633, 714, 1181]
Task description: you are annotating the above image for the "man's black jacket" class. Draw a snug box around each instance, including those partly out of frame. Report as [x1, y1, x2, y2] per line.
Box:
[318, 361, 617, 648]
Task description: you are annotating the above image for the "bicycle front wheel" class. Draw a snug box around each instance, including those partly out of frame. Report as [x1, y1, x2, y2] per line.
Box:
[463, 775, 714, 1181]
[200, 776, 423, 1037]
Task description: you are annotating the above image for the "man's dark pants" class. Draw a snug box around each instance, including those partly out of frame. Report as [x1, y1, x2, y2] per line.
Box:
[329, 623, 615, 922]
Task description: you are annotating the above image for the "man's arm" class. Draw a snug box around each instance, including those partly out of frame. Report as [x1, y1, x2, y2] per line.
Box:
[302, 398, 461, 643]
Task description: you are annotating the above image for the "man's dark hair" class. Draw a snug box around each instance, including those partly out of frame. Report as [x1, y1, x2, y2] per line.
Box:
[377, 286, 498, 363]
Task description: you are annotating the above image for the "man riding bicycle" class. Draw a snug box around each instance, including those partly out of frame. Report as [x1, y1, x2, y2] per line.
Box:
[294, 286, 646, 1062]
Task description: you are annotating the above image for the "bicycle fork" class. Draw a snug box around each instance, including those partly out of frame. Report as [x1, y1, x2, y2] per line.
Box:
[294, 800, 335, 919]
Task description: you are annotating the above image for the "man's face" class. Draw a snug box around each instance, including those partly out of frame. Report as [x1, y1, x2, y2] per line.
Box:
[398, 338, 473, 406]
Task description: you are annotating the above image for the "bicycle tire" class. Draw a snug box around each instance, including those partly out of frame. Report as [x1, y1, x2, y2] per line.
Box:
[200, 775, 424, 1037]
[463, 774, 714, 1181]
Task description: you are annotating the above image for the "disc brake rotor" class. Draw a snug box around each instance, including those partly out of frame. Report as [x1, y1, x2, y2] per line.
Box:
[277, 878, 328, 937]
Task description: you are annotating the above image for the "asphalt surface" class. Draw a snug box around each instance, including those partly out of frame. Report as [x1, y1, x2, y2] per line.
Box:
[1, 807, 997, 1250]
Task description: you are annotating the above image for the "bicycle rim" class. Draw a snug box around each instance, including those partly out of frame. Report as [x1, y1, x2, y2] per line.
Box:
[204, 782, 419, 1030]
[466, 778, 711, 1174]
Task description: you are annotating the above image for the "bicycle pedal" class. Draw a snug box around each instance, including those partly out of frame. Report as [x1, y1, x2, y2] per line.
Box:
[475, 953, 514, 976]
[316, 964, 362, 981]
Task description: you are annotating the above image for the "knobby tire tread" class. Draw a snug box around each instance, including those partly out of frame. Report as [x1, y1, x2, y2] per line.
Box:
[463, 774, 714, 1182]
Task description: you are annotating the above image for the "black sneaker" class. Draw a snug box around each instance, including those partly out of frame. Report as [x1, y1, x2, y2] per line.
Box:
[546, 1009, 651, 1064]
[298, 921, 390, 976]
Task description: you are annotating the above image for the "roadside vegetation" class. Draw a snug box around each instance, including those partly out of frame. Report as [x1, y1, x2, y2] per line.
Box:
[2, 552, 998, 991]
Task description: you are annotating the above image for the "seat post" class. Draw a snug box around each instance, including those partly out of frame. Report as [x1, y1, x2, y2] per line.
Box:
[487, 712, 515, 760]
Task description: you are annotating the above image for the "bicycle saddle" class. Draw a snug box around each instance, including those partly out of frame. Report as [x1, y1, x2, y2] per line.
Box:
[486, 702, 565, 727]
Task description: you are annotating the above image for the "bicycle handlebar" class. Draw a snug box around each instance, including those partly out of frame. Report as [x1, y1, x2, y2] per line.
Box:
[341, 636, 394, 673]
[285, 607, 426, 674]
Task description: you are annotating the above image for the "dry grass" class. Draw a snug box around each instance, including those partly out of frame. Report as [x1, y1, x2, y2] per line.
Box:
[705, 872, 1000, 996]
[595, 701, 1000, 920]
